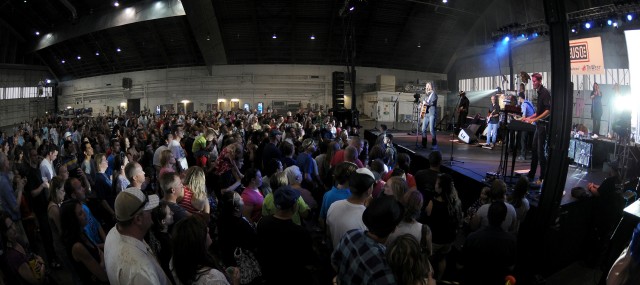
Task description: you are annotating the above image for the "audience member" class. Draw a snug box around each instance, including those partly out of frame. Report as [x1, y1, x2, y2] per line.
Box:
[257, 186, 315, 285]
[387, 234, 435, 285]
[327, 168, 375, 249]
[240, 168, 264, 224]
[508, 176, 531, 232]
[387, 190, 432, 257]
[64, 177, 106, 246]
[104, 185, 169, 284]
[319, 162, 358, 223]
[262, 171, 310, 225]
[159, 172, 191, 226]
[415, 150, 442, 201]
[60, 199, 109, 284]
[463, 201, 517, 285]
[217, 191, 259, 268]
[145, 201, 175, 284]
[331, 196, 404, 284]
[382, 176, 408, 201]
[470, 179, 517, 234]
[0, 212, 47, 284]
[421, 173, 462, 279]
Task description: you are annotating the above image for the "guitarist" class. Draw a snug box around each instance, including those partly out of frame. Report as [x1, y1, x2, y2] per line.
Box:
[420, 82, 438, 150]
[456, 91, 470, 134]
[484, 95, 500, 149]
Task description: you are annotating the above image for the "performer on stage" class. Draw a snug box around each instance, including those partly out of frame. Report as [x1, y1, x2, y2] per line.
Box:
[421, 82, 438, 150]
[517, 85, 535, 160]
[523, 73, 551, 184]
[456, 91, 470, 134]
[483, 95, 500, 149]
[590, 82, 603, 137]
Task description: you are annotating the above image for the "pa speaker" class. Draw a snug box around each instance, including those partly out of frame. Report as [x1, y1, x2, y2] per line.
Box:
[458, 127, 477, 144]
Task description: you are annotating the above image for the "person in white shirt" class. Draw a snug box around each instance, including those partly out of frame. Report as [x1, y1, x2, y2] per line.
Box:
[104, 162, 169, 285]
[327, 168, 375, 249]
[470, 179, 518, 235]
[39, 144, 58, 182]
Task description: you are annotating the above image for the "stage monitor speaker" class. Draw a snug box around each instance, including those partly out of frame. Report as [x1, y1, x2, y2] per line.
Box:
[458, 127, 477, 144]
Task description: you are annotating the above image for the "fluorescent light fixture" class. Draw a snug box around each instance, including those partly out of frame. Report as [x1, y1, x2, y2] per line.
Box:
[181, 100, 191, 104]
[231, 99, 240, 102]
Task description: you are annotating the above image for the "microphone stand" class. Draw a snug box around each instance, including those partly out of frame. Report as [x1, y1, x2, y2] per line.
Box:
[443, 97, 464, 166]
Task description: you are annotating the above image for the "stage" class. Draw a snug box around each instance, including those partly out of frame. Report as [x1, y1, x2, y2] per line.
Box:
[365, 129, 611, 206]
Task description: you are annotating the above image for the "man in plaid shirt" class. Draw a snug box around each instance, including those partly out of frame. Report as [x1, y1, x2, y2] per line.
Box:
[331, 197, 404, 284]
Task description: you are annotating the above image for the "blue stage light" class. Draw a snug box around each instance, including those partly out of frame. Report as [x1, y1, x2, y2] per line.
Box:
[585, 22, 592, 29]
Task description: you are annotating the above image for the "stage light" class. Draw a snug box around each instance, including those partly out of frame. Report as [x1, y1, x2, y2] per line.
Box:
[116, 48, 121, 52]
[349, 6, 354, 11]
[613, 22, 618, 28]
[46, 79, 51, 84]
[503, 36, 510, 42]
[585, 22, 592, 29]
[628, 14, 633, 21]
[35, 31, 40, 36]
[442, 0, 447, 3]
[571, 28, 576, 33]
[114, 1, 119, 7]
[310, 34, 315, 40]
[532, 32, 539, 38]
[77, 56, 81, 60]
[61, 59, 65, 64]
[272, 34, 277, 39]
[608, 19, 613, 26]
[95, 52, 100, 56]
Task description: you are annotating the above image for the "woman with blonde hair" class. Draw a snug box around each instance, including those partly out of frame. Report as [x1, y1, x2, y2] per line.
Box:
[387, 234, 436, 285]
[180, 166, 211, 214]
[383, 176, 409, 201]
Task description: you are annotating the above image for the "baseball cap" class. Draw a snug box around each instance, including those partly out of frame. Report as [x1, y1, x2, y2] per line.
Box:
[269, 129, 282, 137]
[274, 186, 301, 210]
[64, 132, 72, 138]
[355, 168, 375, 180]
[115, 187, 160, 222]
[302, 138, 315, 150]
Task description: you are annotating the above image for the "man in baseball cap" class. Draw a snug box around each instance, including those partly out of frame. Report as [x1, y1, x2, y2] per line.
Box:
[104, 162, 169, 285]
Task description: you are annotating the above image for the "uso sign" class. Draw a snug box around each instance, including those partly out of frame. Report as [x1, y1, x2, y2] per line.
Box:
[569, 36, 605, 75]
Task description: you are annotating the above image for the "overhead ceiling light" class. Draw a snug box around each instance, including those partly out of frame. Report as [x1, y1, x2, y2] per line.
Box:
[206, 34, 211, 41]
[114, 1, 119, 7]
[607, 19, 613, 26]
[77, 56, 81, 60]
[310, 34, 315, 40]
[349, 6, 354, 11]
[627, 14, 633, 21]
[46, 79, 51, 84]
[613, 22, 618, 28]
[272, 34, 277, 39]
[442, 0, 447, 3]
[35, 31, 40, 36]
[571, 28, 576, 33]
[116, 48, 122, 52]
[61, 59, 66, 64]
[417, 42, 421, 48]
[584, 22, 591, 29]
[95, 51, 100, 56]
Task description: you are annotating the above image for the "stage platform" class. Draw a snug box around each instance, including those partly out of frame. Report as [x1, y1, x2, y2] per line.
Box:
[365, 129, 610, 206]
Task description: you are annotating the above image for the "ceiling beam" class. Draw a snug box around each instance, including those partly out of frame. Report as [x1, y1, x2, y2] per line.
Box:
[181, 0, 227, 73]
[31, 0, 186, 52]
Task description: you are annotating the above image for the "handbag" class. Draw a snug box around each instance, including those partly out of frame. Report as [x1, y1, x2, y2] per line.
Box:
[234, 247, 262, 284]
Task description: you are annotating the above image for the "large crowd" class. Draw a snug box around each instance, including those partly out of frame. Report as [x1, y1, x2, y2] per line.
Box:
[1, 106, 618, 285]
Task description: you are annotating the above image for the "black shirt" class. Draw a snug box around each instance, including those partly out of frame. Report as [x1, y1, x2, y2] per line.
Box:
[536, 85, 552, 123]
[257, 216, 314, 285]
[25, 165, 47, 215]
[489, 103, 501, 124]
[459, 96, 470, 113]
[463, 226, 517, 285]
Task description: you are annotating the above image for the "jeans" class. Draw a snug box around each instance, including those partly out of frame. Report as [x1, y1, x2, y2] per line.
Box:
[528, 124, 548, 181]
[486, 123, 498, 144]
[421, 113, 437, 146]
